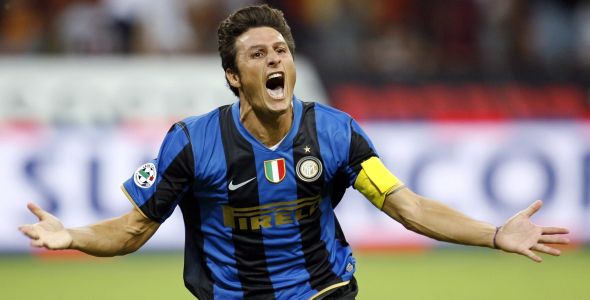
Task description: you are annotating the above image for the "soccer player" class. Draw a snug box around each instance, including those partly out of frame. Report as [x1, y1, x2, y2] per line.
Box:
[19, 4, 569, 300]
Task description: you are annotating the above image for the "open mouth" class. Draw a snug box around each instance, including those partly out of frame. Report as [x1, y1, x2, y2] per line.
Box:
[265, 72, 285, 99]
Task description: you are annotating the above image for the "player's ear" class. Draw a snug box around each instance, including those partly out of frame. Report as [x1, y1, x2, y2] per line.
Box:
[225, 68, 241, 89]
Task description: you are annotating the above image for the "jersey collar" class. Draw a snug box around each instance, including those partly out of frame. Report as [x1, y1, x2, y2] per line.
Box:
[231, 96, 303, 152]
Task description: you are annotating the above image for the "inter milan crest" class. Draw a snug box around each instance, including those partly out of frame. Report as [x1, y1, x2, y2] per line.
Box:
[134, 163, 157, 188]
[296, 156, 322, 182]
[264, 158, 286, 183]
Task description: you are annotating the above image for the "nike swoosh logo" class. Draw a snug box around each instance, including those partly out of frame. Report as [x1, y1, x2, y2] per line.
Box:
[228, 177, 256, 191]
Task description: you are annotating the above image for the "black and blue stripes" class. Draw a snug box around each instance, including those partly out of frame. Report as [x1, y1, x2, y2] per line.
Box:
[122, 97, 376, 299]
[293, 102, 342, 293]
[219, 105, 275, 299]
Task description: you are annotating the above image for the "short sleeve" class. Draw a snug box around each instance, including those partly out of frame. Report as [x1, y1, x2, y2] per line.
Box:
[343, 119, 404, 209]
[121, 122, 195, 223]
[344, 119, 378, 184]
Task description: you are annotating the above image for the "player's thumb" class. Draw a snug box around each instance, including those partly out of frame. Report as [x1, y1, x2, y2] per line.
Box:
[27, 202, 49, 221]
[521, 200, 543, 217]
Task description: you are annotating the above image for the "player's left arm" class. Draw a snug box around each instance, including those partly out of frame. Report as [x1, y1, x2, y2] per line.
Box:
[384, 188, 569, 262]
[355, 157, 570, 262]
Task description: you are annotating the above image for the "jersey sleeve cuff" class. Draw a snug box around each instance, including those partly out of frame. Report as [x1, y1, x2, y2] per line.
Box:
[120, 185, 150, 220]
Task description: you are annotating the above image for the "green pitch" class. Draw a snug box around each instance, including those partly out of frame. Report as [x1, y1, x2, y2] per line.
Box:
[1, 248, 587, 299]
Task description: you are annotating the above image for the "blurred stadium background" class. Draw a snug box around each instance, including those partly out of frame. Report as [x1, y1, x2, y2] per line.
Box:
[1, 0, 589, 299]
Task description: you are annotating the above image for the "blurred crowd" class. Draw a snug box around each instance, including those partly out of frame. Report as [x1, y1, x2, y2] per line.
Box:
[1, 0, 590, 84]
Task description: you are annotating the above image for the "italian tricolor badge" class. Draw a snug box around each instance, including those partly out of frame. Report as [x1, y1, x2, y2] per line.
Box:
[264, 158, 286, 183]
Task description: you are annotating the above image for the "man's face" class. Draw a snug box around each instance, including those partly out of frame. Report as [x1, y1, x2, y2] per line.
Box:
[228, 27, 296, 116]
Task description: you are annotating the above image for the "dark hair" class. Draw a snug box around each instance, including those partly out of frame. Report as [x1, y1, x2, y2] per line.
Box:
[217, 4, 296, 97]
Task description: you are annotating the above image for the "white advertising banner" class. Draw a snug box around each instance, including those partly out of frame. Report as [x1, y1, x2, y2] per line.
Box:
[2, 121, 588, 252]
[0, 57, 327, 124]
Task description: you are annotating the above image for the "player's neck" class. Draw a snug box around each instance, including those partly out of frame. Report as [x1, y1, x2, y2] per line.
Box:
[239, 101, 293, 148]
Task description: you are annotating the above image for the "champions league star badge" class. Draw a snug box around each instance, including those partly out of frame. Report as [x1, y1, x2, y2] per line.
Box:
[134, 163, 157, 188]
[296, 156, 322, 182]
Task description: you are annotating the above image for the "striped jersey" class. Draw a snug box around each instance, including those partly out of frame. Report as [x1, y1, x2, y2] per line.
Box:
[122, 97, 378, 299]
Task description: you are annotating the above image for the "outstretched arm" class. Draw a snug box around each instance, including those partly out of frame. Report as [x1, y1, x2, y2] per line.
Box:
[383, 187, 569, 262]
[19, 203, 159, 257]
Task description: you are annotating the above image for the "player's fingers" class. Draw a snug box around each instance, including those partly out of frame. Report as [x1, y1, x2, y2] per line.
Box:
[18, 225, 39, 240]
[30, 239, 45, 248]
[539, 235, 570, 244]
[522, 249, 543, 263]
[542, 227, 569, 235]
[532, 243, 561, 256]
[521, 200, 542, 217]
[27, 203, 48, 221]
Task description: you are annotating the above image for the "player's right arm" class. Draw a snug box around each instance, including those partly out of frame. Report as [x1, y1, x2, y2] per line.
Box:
[19, 202, 159, 257]
[19, 121, 193, 256]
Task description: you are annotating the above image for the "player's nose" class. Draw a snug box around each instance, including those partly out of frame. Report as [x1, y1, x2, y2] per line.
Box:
[267, 51, 281, 67]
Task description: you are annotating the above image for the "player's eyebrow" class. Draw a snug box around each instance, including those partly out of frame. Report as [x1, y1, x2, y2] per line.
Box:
[246, 41, 288, 51]
[273, 41, 288, 47]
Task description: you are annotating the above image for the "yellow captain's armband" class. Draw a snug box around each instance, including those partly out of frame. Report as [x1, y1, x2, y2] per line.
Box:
[353, 157, 404, 210]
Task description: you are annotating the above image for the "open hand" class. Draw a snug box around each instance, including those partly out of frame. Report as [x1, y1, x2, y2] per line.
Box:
[495, 200, 569, 262]
[18, 203, 73, 250]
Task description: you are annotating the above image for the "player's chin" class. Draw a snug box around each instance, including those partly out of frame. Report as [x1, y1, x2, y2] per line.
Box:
[264, 96, 291, 114]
